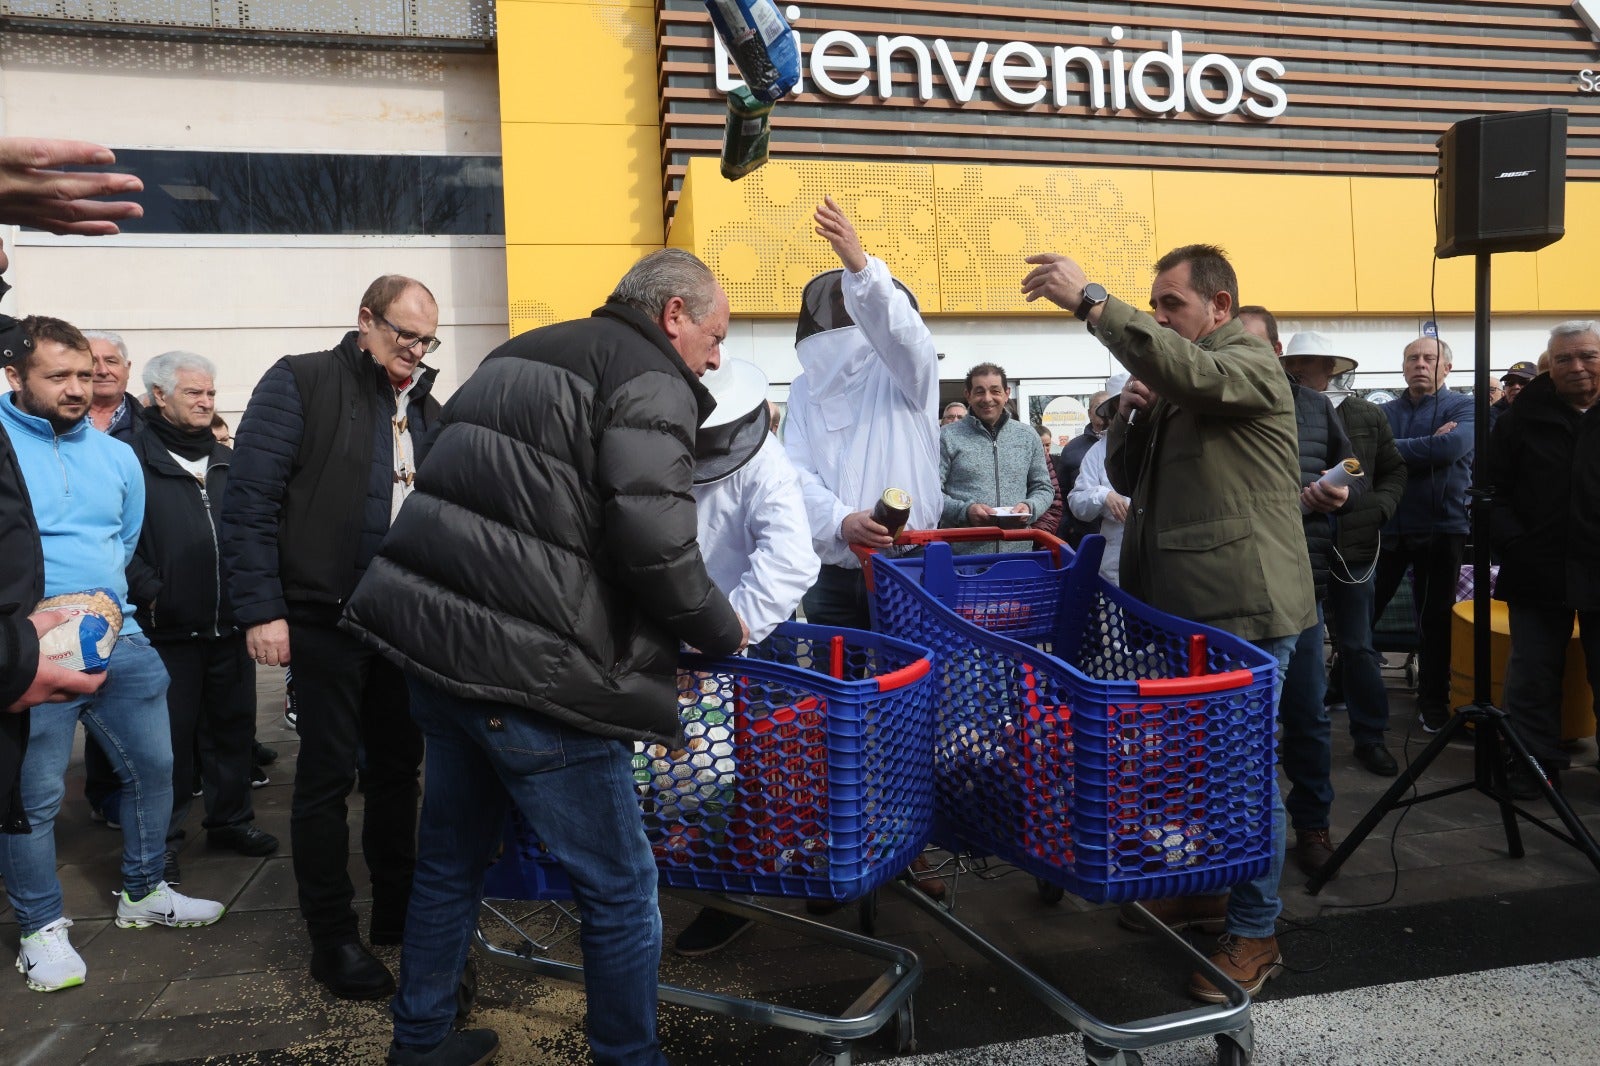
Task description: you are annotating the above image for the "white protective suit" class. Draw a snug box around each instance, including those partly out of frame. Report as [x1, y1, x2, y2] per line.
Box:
[784, 257, 942, 569]
[1066, 438, 1126, 586]
[694, 437, 820, 645]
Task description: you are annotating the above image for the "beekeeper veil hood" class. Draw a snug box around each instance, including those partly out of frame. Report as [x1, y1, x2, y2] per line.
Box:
[694, 357, 770, 486]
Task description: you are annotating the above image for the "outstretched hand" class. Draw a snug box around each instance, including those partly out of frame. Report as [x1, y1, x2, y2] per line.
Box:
[0, 137, 143, 235]
[814, 195, 867, 273]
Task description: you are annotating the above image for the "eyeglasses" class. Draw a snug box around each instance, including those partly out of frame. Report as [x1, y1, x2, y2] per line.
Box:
[379, 314, 441, 355]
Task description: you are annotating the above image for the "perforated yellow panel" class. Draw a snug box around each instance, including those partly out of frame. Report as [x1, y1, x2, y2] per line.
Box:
[670, 159, 940, 315]
[934, 165, 1156, 314]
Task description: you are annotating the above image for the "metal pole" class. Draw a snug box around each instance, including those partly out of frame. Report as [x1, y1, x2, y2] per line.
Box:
[1472, 253, 1493, 708]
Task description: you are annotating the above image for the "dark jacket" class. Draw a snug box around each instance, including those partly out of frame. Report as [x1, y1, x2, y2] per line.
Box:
[1037, 449, 1064, 537]
[1055, 426, 1100, 544]
[1331, 396, 1406, 576]
[1101, 300, 1315, 643]
[221, 332, 440, 627]
[1382, 385, 1475, 536]
[342, 303, 744, 746]
[1489, 373, 1600, 610]
[101, 392, 143, 443]
[125, 424, 236, 640]
[1, 420, 45, 833]
[1290, 381, 1363, 602]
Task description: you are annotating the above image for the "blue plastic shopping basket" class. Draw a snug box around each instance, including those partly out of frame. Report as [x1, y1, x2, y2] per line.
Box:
[861, 528, 1278, 904]
[482, 622, 937, 904]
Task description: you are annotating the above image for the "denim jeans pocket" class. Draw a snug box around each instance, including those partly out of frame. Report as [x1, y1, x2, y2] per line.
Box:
[122, 633, 152, 649]
[480, 711, 569, 776]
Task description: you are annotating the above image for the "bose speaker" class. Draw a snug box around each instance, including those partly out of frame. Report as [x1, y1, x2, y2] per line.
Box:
[1436, 109, 1567, 258]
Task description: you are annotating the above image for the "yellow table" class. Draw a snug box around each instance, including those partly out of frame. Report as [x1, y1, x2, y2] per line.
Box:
[1450, 600, 1596, 742]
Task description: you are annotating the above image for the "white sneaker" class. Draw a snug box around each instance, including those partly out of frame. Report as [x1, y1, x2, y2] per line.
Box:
[16, 917, 86, 992]
[114, 882, 225, 929]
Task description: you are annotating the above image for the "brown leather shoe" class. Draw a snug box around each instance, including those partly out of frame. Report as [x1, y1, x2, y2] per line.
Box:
[908, 854, 946, 901]
[1293, 827, 1337, 880]
[1117, 893, 1228, 934]
[1188, 933, 1283, 1002]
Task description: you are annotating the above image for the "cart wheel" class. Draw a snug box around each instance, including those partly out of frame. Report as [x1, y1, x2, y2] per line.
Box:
[893, 1001, 917, 1054]
[1215, 1033, 1251, 1066]
[809, 1036, 851, 1066]
[858, 891, 879, 936]
[1083, 1039, 1141, 1066]
[1036, 877, 1065, 904]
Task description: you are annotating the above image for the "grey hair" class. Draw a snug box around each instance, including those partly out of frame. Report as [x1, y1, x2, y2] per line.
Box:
[81, 330, 129, 361]
[608, 249, 719, 321]
[1550, 320, 1600, 344]
[1408, 335, 1453, 365]
[143, 351, 217, 397]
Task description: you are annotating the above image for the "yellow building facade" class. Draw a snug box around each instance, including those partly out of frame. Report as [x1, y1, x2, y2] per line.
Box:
[498, 1, 1600, 342]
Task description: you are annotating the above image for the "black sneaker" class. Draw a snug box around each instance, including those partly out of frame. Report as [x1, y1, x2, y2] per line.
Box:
[1354, 743, 1399, 777]
[250, 765, 270, 789]
[672, 907, 754, 957]
[252, 741, 279, 767]
[386, 1028, 500, 1066]
[207, 823, 280, 857]
[163, 850, 182, 885]
[90, 794, 122, 830]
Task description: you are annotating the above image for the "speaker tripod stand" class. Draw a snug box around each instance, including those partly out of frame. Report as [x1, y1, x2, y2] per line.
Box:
[1308, 248, 1600, 894]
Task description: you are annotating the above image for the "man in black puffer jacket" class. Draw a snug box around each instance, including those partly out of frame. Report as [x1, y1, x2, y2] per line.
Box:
[1491, 321, 1600, 799]
[220, 275, 441, 1002]
[1241, 321, 1364, 881]
[343, 249, 746, 1066]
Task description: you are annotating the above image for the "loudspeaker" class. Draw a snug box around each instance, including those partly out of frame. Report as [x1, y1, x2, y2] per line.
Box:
[1436, 109, 1567, 258]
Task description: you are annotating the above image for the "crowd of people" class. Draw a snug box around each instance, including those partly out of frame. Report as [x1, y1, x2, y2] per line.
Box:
[3, 137, 1597, 1066]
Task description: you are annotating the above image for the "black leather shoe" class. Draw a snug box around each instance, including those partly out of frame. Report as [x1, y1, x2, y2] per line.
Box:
[1354, 743, 1399, 777]
[207, 823, 280, 857]
[252, 741, 279, 766]
[386, 1028, 500, 1066]
[310, 942, 396, 1000]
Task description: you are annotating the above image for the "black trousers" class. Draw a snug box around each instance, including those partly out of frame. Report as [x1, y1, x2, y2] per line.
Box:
[159, 634, 257, 837]
[288, 621, 422, 948]
[1502, 604, 1600, 769]
[1373, 532, 1467, 713]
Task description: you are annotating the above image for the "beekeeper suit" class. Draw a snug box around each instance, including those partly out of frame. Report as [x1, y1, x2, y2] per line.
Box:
[692, 358, 819, 644]
[785, 258, 941, 627]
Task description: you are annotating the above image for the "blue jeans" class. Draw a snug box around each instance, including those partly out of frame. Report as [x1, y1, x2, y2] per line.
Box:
[0, 636, 173, 934]
[1225, 633, 1295, 940]
[1324, 571, 1391, 746]
[393, 678, 666, 1066]
[1279, 607, 1333, 832]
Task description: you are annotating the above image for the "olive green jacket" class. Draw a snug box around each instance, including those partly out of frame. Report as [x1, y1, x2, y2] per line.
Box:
[1099, 298, 1316, 643]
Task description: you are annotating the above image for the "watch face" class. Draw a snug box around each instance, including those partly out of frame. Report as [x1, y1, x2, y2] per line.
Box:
[1085, 283, 1107, 303]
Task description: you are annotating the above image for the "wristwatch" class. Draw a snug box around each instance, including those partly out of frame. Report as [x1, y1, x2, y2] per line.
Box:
[1074, 282, 1109, 321]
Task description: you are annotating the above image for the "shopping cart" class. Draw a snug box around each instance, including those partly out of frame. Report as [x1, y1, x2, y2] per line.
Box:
[859, 527, 1280, 1066]
[475, 622, 937, 1065]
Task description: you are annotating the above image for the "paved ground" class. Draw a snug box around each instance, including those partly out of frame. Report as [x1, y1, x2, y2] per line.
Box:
[2, 664, 1597, 1065]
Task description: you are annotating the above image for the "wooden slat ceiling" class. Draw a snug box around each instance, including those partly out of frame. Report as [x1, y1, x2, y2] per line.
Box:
[657, 0, 1600, 212]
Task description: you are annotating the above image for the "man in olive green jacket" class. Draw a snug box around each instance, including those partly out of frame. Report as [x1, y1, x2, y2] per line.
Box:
[1023, 243, 1314, 1005]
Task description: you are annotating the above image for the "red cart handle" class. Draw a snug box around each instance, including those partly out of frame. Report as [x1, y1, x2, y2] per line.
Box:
[852, 527, 1068, 588]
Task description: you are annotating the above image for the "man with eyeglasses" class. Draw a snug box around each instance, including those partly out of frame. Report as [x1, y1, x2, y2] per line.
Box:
[220, 275, 442, 1001]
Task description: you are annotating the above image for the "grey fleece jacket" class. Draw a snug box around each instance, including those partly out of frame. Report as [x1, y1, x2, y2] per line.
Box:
[939, 412, 1055, 553]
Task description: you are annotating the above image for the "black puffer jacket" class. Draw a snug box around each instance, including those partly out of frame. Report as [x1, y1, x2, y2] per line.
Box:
[1330, 395, 1405, 577]
[342, 303, 744, 746]
[1489, 373, 1600, 610]
[1, 421, 45, 833]
[1291, 380, 1363, 602]
[125, 425, 237, 640]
